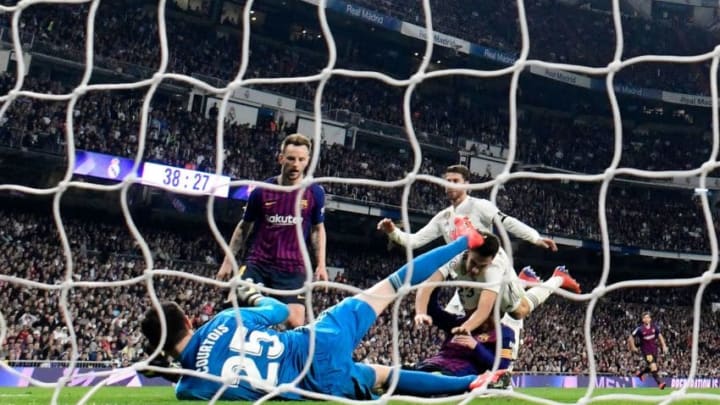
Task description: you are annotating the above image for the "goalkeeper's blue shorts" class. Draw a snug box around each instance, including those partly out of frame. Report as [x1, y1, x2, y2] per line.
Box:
[298, 297, 378, 399]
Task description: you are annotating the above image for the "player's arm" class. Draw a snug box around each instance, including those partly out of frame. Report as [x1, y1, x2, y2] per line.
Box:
[311, 223, 327, 281]
[658, 332, 668, 354]
[478, 200, 557, 251]
[224, 284, 290, 326]
[415, 253, 461, 326]
[311, 186, 328, 282]
[414, 270, 444, 326]
[450, 326, 513, 370]
[241, 297, 290, 326]
[217, 188, 261, 280]
[628, 329, 640, 353]
[422, 283, 464, 334]
[377, 211, 445, 249]
[217, 220, 254, 280]
[452, 289, 497, 335]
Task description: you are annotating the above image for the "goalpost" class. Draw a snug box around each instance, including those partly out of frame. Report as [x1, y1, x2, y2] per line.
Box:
[0, 0, 719, 404]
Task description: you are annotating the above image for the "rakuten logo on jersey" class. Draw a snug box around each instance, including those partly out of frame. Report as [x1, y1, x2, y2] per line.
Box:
[266, 214, 303, 225]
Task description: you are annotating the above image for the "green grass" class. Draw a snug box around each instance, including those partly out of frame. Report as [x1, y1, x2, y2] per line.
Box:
[1, 387, 720, 404]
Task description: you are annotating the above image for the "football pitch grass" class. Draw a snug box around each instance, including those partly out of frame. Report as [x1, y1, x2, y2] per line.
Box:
[1, 387, 720, 404]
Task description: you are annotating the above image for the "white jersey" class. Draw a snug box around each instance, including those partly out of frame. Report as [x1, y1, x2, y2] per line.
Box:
[388, 196, 542, 249]
[438, 248, 525, 314]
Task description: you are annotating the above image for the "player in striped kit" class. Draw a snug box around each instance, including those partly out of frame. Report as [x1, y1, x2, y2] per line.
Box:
[376, 164, 560, 358]
[628, 312, 668, 389]
[415, 288, 515, 379]
[216, 133, 327, 328]
[414, 233, 580, 340]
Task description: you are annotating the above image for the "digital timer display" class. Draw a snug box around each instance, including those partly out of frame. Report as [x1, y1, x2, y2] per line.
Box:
[141, 162, 231, 198]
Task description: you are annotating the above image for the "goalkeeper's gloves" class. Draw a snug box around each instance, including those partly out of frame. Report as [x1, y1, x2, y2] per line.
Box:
[236, 281, 264, 307]
[221, 280, 265, 310]
[138, 348, 181, 383]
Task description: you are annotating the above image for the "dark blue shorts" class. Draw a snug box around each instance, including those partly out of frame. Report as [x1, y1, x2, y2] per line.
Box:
[643, 352, 659, 365]
[242, 261, 306, 304]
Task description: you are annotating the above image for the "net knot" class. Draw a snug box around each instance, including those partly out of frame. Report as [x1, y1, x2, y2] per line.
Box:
[72, 86, 87, 97]
[607, 60, 623, 72]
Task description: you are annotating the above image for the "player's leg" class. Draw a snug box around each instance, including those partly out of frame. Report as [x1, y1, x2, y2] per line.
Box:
[500, 313, 522, 367]
[361, 231, 482, 316]
[512, 266, 581, 319]
[305, 225, 485, 398]
[268, 270, 307, 328]
[635, 364, 648, 381]
[634, 352, 651, 382]
[370, 364, 477, 395]
[502, 266, 540, 369]
[646, 354, 665, 389]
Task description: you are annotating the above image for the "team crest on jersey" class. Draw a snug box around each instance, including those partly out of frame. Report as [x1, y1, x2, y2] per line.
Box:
[477, 333, 489, 342]
[301, 199, 308, 209]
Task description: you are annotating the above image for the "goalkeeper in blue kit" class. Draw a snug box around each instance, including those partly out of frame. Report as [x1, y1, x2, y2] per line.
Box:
[141, 219, 496, 400]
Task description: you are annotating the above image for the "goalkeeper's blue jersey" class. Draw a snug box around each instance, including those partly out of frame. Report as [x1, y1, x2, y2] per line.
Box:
[175, 300, 310, 401]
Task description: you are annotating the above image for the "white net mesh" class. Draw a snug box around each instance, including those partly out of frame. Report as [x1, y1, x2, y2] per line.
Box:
[0, 0, 719, 403]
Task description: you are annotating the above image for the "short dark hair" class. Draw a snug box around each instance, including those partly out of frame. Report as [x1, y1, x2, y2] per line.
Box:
[141, 301, 190, 354]
[470, 232, 500, 258]
[445, 165, 471, 181]
[280, 133, 312, 153]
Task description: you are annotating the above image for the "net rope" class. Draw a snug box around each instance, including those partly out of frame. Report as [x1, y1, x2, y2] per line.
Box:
[0, 0, 718, 404]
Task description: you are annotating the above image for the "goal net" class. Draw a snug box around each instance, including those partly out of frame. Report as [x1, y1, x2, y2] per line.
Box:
[0, 0, 718, 403]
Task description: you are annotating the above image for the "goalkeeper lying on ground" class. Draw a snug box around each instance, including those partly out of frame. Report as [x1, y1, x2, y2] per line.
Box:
[139, 219, 497, 400]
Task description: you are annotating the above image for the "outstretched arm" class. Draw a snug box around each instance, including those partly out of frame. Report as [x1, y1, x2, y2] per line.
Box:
[493, 211, 557, 251]
[453, 289, 497, 335]
[378, 212, 444, 249]
[422, 287, 463, 333]
[414, 271, 443, 326]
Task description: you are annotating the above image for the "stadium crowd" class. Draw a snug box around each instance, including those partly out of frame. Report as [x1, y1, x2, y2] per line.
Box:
[0, 72, 714, 254]
[345, 0, 716, 95]
[2, 0, 720, 382]
[0, 208, 719, 377]
[1, 0, 715, 96]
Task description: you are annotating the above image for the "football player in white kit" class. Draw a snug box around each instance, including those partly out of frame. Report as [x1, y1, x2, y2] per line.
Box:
[377, 165, 575, 361]
[413, 233, 580, 337]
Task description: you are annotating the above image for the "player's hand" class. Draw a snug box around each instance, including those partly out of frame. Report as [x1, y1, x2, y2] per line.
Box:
[139, 348, 180, 383]
[630, 347, 639, 354]
[414, 314, 433, 326]
[451, 326, 470, 336]
[535, 238, 558, 252]
[376, 218, 396, 234]
[663, 347, 669, 355]
[216, 257, 235, 281]
[315, 264, 329, 291]
[236, 281, 264, 307]
[451, 334, 477, 349]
